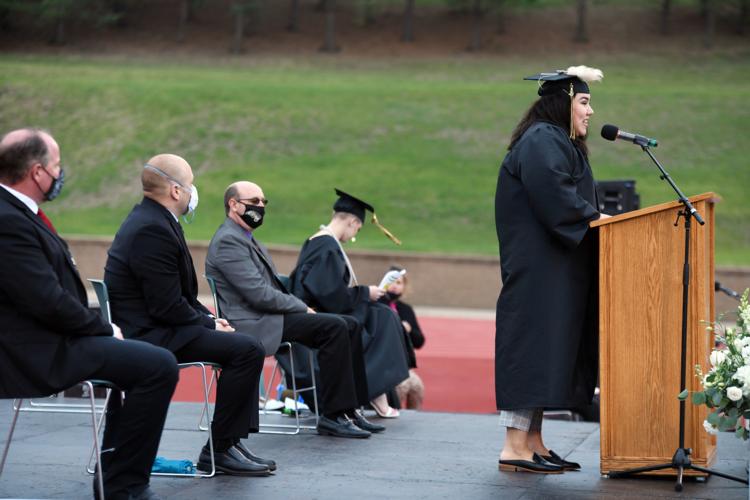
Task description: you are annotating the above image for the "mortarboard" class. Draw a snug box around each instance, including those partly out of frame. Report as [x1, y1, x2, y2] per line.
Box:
[524, 66, 603, 97]
[333, 188, 401, 245]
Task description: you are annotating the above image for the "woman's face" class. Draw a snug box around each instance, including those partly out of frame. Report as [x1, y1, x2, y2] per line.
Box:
[572, 93, 593, 138]
[388, 276, 405, 295]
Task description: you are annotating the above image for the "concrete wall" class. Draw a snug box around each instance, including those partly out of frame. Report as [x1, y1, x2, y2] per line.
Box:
[69, 236, 749, 314]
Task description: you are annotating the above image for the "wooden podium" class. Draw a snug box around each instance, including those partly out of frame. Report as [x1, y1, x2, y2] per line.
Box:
[590, 192, 719, 477]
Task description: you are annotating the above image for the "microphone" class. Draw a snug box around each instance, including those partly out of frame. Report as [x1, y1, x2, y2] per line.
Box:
[601, 124, 658, 148]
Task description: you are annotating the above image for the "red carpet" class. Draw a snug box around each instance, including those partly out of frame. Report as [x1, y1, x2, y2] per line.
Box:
[172, 314, 497, 414]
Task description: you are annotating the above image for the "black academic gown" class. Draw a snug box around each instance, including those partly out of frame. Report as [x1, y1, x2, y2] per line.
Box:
[290, 235, 409, 399]
[494, 121, 600, 411]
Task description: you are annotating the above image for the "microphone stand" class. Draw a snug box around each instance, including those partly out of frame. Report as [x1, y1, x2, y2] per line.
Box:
[607, 145, 748, 490]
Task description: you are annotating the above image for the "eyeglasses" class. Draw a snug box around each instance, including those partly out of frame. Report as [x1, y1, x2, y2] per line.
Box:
[237, 197, 268, 206]
[144, 163, 189, 189]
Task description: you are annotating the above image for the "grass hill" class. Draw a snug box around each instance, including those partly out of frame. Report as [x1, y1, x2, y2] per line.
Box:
[1, 52, 748, 264]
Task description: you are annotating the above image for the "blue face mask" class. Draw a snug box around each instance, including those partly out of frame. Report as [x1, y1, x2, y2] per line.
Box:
[42, 167, 65, 201]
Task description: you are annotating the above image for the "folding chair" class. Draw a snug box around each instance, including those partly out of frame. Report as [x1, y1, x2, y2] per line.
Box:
[1, 379, 118, 500]
[88, 279, 220, 478]
[204, 275, 319, 435]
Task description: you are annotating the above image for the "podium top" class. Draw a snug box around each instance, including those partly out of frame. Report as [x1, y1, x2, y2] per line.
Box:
[590, 192, 719, 228]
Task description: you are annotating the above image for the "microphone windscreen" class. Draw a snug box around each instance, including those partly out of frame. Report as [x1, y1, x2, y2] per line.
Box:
[601, 124, 619, 141]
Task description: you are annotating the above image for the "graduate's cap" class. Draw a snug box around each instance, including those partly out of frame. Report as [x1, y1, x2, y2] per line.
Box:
[524, 65, 603, 97]
[333, 188, 401, 246]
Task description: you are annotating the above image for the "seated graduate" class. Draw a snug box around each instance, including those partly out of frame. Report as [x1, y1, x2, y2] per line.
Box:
[104, 154, 274, 477]
[378, 267, 426, 410]
[0, 128, 178, 500]
[289, 189, 409, 418]
[205, 181, 383, 438]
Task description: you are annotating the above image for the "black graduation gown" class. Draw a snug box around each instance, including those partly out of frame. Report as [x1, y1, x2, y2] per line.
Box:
[290, 235, 409, 399]
[494, 121, 600, 411]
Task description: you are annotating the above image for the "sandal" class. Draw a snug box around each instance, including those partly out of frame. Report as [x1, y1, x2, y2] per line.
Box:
[370, 394, 400, 418]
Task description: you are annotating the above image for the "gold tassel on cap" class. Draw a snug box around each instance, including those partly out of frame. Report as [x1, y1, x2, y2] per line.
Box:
[568, 82, 576, 140]
[371, 214, 402, 246]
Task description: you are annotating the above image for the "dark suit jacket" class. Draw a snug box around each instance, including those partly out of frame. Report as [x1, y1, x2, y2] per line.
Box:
[104, 197, 214, 351]
[0, 187, 112, 398]
[205, 218, 307, 355]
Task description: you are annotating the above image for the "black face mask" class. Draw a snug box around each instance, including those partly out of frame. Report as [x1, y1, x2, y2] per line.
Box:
[240, 203, 265, 229]
[42, 167, 65, 201]
[386, 291, 402, 302]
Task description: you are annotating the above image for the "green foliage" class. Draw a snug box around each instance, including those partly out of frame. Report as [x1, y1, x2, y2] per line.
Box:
[0, 54, 749, 264]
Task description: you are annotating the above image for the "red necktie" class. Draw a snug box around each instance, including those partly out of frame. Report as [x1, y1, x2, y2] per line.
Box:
[37, 208, 57, 234]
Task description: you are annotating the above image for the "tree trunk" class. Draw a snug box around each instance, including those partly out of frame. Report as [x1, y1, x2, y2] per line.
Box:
[496, 0, 505, 35]
[363, 0, 376, 27]
[660, 0, 671, 35]
[703, 0, 715, 48]
[738, 0, 748, 35]
[178, 0, 189, 43]
[402, 0, 414, 42]
[232, 3, 245, 54]
[467, 0, 482, 51]
[574, 0, 588, 43]
[287, 0, 299, 32]
[320, 0, 339, 52]
[53, 18, 66, 45]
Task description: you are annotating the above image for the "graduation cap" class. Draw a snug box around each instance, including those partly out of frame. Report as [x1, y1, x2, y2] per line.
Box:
[524, 66, 603, 97]
[333, 188, 402, 246]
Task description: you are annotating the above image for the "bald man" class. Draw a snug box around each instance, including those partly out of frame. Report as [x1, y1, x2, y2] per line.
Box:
[104, 155, 274, 476]
[205, 181, 383, 438]
[0, 128, 179, 500]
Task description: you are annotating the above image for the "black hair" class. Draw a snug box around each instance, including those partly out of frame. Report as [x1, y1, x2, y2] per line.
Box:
[223, 183, 239, 215]
[508, 92, 588, 157]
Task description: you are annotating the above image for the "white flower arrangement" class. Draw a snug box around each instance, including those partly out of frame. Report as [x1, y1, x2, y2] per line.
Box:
[680, 289, 750, 440]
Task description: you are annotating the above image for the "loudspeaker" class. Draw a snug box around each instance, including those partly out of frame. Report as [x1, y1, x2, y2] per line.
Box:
[595, 179, 640, 216]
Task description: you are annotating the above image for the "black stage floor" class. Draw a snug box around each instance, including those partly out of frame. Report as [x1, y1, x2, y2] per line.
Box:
[1, 400, 747, 499]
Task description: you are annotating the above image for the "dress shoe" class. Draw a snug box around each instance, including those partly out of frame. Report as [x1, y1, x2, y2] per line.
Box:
[94, 480, 161, 500]
[197, 445, 272, 476]
[234, 440, 277, 471]
[350, 409, 385, 433]
[498, 453, 564, 474]
[541, 449, 581, 471]
[317, 415, 371, 438]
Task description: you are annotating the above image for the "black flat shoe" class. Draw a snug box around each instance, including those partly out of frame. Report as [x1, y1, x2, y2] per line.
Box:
[197, 445, 272, 476]
[234, 440, 277, 471]
[498, 453, 564, 474]
[350, 409, 386, 433]
[542, 449, 581, 471]
[317, 415, 371, 439]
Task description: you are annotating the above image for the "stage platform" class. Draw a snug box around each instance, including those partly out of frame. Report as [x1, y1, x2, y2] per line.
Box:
[1, 401, 747, 499]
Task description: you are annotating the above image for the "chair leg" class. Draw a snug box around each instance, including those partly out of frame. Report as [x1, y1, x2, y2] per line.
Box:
[262, 357, 282, 415]
[0, 399, 23, 477]
[198, 368, 217, 432]
[288, 344, 303, 433]
[307, 349, 320, 426]
[87, 389, 114, 475]
[85, 382, 105, 500]
[198, 364, 215, 478]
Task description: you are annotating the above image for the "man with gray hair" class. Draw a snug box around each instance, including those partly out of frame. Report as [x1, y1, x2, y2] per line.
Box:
[0, 128, 179, 499]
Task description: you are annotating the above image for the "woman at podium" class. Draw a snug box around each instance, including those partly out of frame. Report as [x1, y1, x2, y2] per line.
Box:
[494, 66, 609, 474]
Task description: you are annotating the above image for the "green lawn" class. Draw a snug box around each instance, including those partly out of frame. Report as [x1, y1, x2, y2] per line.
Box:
[1, 53, 748, 264]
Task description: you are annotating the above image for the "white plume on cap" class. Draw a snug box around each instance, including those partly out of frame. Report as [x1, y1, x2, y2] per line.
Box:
[566, 65, 603, 83]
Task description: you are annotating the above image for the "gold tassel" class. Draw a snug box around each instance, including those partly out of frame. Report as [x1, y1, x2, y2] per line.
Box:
[568, 82, 576, 140]
[371, 214, 402, 246]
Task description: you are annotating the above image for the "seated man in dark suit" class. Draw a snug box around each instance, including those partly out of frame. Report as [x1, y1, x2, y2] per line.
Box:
[104, 154, 273, 476]
[0, 128, 179, 500]
[206, 181, 383, 438]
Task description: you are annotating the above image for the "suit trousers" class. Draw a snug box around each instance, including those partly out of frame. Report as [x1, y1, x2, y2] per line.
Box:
[92, 337, 179, 498]
[281, 312, 360, 416]
[171, 326, 265, 439]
